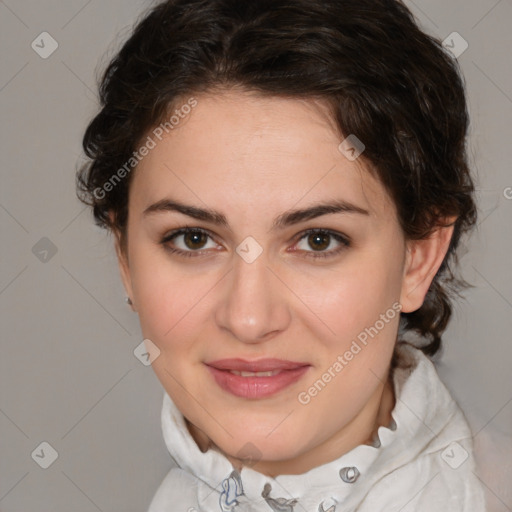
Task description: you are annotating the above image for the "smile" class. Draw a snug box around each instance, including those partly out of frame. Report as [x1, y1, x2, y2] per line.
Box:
[205, 358, 311, 399]
[228, 370, 282, 377]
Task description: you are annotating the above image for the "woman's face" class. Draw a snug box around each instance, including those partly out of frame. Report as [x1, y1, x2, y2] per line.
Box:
[117, 90, 420, 475]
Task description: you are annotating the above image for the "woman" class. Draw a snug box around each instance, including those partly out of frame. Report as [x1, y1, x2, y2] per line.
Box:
[77, 0, 487, 509]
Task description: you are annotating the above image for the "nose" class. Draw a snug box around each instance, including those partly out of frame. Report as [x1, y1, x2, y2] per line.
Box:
[214, 249, 291, 344]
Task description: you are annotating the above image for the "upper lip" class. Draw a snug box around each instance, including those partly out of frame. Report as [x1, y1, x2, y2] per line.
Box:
[205, 358, 310, 372]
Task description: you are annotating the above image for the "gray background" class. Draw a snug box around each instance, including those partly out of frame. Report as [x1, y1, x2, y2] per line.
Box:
[0, 0, 511, 510]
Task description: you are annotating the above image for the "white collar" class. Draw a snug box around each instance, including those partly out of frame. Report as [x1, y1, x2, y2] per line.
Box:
[158, 342, 473, 507]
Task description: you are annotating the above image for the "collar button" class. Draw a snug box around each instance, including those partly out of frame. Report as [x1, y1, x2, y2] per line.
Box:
[339, 466, 360, 483]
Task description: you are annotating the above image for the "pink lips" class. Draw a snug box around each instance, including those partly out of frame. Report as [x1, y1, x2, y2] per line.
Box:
[205, 358, 310, 399]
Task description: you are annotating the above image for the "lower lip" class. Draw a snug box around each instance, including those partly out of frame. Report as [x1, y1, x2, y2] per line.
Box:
[206, 365, 310, 399]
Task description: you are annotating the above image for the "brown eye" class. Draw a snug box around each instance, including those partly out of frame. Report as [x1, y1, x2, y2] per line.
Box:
[307, 232, 331, 251]
[295, 229, 350, 259]
[160, 227, 218, 257]
[183, 230, 209, 250]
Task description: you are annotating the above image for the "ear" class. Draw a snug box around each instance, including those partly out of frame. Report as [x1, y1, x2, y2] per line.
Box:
[400, 218, 456, 313]
[109, 212, 136, 312]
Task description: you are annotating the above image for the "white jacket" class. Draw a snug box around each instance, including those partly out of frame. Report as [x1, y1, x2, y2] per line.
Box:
[147, 343, 487, 511]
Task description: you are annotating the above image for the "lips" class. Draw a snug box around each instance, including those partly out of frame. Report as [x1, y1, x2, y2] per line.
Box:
[205, 358, 310, 399]
[206, 358, 308, 372]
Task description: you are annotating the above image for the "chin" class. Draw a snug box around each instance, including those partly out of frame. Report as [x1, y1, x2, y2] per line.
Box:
[219, 431, 304, 464]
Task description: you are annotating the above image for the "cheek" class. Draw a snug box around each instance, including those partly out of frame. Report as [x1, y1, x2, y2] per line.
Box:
[295, 262, 401, 424]
[128, 245, 210, 344]
[291, 254, 403, 349]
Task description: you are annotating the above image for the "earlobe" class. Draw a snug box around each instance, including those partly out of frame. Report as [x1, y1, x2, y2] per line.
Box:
[400, 220, 456, 313]
[114, 234, 136, 311]
[108, 211, 136, 312]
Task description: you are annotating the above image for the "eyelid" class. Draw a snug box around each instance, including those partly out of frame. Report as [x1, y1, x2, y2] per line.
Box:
[160, 226, 212, 243]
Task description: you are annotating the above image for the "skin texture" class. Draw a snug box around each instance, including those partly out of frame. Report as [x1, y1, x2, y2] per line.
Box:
[113, 89, 454, 477]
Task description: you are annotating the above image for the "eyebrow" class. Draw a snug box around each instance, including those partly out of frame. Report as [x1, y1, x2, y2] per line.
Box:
[143, 198, 369, 230]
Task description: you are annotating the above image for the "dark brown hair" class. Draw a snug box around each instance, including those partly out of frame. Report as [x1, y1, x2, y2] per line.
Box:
[77, 0, 476, 357]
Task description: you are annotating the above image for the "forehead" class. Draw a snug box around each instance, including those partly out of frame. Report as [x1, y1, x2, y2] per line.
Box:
[130, 90, 396, 222]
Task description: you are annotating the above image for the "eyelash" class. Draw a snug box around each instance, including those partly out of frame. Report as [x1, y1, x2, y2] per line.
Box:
[160, 227, 351, 260]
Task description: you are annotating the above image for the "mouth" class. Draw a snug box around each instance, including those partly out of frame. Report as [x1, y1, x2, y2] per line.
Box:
[205, 358, 311, 399]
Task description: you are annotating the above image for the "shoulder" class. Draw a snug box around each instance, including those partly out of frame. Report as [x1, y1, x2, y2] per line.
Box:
[146, 467, 200, 512]
[359, 439, 487, 511]
[407, 439, 487, 512]
[360, 343, 488, 511]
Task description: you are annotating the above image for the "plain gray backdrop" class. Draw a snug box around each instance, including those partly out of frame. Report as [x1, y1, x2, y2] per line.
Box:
[1, 0, 511, 510]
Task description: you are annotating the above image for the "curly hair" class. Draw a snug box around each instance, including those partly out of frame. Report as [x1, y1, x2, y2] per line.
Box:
[76, 0, 476, 358]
